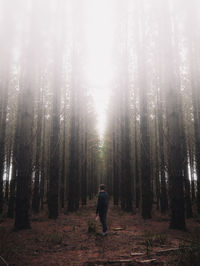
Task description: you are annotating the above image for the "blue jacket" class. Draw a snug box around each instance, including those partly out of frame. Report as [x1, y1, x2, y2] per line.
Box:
[96, 191, 109, 216]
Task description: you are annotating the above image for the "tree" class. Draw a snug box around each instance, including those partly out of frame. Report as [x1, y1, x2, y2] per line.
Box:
[14, 76, 34, 229]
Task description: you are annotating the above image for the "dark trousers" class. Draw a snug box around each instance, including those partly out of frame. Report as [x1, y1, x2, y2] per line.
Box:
[99, 213, 107, 233]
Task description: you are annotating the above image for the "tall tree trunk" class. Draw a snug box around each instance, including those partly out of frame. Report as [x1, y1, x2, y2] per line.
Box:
[121, 89, 132, 212]
[158, 93, 168, 213]
[184, 163, 193, 218]
[0, 87, 8, 213]
[15, 84, 34, 229]
[166, 88, 185, 229]
[154, 108, 160, 211]
[60, 117, 66, 209]
[5, 146, 12, 201]
[7, 102, 20, 219]
[187, 0, 200, 214]
[68, 88, 80, 211]
[0, 4, 13, 213]
[81, 120, 87, 206]
[48, 57, 61, 219]
[137, 3, 152, 219]
[48, 85, 60, 218]
[32, 89, 42, 213]
[40, 106, 46, 211]
[113, 127, 119, 206]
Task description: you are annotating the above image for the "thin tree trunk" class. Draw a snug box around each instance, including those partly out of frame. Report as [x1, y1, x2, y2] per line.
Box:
[32, 89, 42, 213]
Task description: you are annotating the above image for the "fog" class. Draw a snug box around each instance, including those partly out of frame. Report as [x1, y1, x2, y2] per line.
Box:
[0, 0, 200, 135]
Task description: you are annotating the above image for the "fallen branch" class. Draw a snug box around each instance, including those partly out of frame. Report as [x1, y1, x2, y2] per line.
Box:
[138, 259, 157, 263]
[155, 247, 179, 254]
[86, 259, 133, 264]
[117, 259, 132, 263]
[155, 245, 200, 256]
[175, 236, 199, 243]
[131, 252, 145, 256]
[113, 227, 124, 231]
[0, 255, 8, 266]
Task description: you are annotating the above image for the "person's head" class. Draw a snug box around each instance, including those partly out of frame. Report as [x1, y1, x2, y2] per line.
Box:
[99, 184, 105, 191]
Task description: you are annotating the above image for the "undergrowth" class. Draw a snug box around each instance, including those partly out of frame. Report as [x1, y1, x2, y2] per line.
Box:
[143, 231, 168, 256]
[88, 219, 97, 234]
[46, 230, 64, 246]
[167, 230, 200, 266]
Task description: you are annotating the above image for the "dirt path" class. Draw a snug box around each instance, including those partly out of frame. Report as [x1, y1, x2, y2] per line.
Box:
[1, 200, 200, 265]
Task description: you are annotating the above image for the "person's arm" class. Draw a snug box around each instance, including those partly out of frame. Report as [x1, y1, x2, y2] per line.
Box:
[105, 192, 109, 212]
[96, 194, 100, 215]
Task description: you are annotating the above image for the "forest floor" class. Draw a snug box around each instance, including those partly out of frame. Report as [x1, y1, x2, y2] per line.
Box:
[1, 200, 200, 266]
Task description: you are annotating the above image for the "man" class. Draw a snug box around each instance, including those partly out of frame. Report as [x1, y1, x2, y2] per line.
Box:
[96, 184, 109, 236]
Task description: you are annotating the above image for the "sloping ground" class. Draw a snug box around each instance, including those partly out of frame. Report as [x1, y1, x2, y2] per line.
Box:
[0, 200, 200, 266]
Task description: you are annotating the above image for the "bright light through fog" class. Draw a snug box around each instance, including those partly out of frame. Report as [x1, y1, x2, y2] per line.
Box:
[83, 0, 115, 138]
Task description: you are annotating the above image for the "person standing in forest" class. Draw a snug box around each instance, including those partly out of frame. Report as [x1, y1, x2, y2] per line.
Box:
[96, 184, 109, 236]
